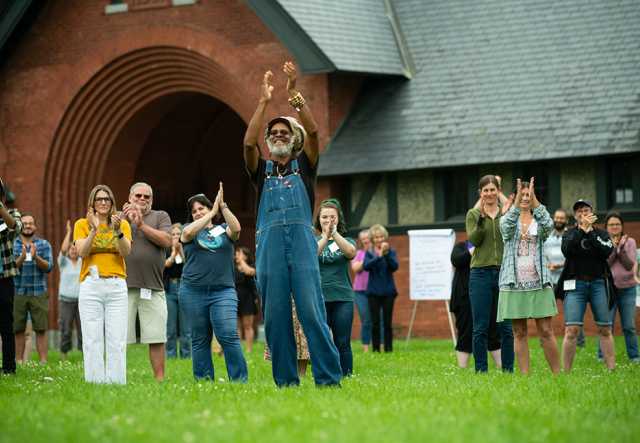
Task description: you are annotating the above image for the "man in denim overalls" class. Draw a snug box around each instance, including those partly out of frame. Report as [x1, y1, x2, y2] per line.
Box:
[244, 63, 341, 387]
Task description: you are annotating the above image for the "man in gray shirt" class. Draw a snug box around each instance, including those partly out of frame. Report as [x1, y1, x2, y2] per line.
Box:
[124, 182, 172, 381]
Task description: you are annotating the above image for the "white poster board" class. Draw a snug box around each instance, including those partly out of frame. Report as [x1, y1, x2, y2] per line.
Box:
[408, 229, 456, 301]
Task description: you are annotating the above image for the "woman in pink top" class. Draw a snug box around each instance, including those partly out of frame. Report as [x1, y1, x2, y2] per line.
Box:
[351, 229, 372, 352]
[598, 212, 639, 362]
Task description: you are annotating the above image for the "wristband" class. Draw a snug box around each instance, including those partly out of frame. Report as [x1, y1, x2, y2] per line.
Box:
[116, 231, 124, 239]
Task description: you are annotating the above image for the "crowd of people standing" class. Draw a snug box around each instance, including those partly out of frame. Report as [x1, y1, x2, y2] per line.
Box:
[0, 62, 638, 383]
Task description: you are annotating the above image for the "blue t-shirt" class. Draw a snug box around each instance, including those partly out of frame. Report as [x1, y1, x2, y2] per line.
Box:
[181, 223, 235, 288]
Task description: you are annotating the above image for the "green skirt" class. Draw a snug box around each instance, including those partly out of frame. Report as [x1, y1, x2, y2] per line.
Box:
[497, 287, 558, 322]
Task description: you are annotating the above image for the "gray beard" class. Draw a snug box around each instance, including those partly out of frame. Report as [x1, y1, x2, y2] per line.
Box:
[267, 139, 294, 157]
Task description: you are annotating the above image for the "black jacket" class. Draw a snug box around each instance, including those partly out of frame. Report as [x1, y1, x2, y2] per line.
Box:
[561, 227, 613, 280]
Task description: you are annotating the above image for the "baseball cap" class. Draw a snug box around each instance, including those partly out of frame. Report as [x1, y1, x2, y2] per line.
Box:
[572, 199, 593, 211]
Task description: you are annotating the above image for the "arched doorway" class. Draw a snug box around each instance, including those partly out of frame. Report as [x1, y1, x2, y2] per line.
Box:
[44, 46, 256, 251]
[103, 91, 255, 248]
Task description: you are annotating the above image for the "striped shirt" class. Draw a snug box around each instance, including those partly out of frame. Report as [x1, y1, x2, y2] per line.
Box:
[13, 236, 53, 296]
[0, 208, 23, 279]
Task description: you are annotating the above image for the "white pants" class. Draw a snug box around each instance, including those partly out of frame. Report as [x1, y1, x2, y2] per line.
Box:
[78, 276, 128, 384]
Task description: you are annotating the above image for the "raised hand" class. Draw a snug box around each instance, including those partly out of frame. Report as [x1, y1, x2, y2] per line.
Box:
[66, 219, 72, 232]
[261, 71, 274, 103]
[216, 182, 224, 206]
[111, 212, 123, 231]
[528, 177, 540, 208]
[479, 196, 487, 218]
[513, 178, 523, 208]
[502, 193, 515, 215]
[283, 61, 297, 96]
[86, 209, 99, 230]
[381, 242, 390, 255]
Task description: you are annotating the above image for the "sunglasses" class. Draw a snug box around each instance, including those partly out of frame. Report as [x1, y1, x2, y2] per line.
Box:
[95, 197, 112, 203]
[134, 193, 152, 200]
[269, 129, 291, 137]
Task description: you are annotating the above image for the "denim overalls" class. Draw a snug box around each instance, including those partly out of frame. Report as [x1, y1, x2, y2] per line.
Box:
[255, 159, 342, 386]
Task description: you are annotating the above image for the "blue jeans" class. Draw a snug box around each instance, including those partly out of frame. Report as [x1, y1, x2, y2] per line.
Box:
[353, 291, 372, 345]
[165, 280, 191, 359]
[469, 267, 514, 372]
[180, 284, 247, 382]
[563, 279, 611, 326]
[597, 285, 639, 360]
[325, 301, 354, 376]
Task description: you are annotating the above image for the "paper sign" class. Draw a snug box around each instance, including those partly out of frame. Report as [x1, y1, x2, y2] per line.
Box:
[174, 254, 183, 264]
[0, 223, 7, 232]
[408, 229, 456, 300]
[328, 242, 340, 253]
[140, 288, 153, 300]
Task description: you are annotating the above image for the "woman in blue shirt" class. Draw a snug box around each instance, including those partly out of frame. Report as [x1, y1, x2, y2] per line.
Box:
[180, 183, 247, 382]
[364, 224, 398, 352]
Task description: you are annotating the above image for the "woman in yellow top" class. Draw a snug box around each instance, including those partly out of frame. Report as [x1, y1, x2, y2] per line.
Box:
[74, 185, 132, 384]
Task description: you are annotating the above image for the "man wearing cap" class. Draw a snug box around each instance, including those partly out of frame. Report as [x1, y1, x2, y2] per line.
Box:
[0, 178, 22, 374]
[561, 199, 615, 371]
[243, 62, 341, 387]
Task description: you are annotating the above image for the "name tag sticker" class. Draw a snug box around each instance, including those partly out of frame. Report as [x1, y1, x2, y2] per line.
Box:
[140, 288, 153, 300]
[174, 255, 183, 264]
[328, 242, 340, 253]
[0, 223, 7, 232]
[210, 226, 226, 237]
[563, 279, 576, 291]
[25, 252, 32, 262]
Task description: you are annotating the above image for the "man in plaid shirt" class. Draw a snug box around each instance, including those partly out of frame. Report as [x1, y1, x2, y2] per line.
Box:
[13, 213, 53, 364]
[0, 178, 22, 374]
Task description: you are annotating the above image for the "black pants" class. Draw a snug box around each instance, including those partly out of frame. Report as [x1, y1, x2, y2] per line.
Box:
[0, 278, 16, 373]
[369, 295, 395, 352]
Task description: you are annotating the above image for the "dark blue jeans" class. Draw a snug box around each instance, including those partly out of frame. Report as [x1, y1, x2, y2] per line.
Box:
[469, 267, 514, 372]
[597, 285, 639, 361]
[180, 283, 247, 382]
[353, 291, 372, 345]
[325, 301, 354, 376]
[165, 280, 191, 359]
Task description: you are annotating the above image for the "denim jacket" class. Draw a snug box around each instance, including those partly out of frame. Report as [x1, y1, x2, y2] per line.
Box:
[498, 205, 553, 290]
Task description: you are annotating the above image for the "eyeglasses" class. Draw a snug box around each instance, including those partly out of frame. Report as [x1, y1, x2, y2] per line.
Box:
[134, 193, 152, 200]
[269, 129, 291, 137]
[95, 197, 112, 203]
[607, 223, 622, 227]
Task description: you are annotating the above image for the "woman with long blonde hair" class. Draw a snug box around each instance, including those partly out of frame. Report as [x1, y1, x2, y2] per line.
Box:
[74, 184, 131, 384]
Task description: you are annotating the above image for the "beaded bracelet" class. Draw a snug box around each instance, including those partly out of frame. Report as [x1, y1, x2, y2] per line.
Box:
[288, 92, 306, 111]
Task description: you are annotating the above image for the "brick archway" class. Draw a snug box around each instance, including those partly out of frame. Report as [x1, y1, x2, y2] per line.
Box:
[44, 45, 249, 249]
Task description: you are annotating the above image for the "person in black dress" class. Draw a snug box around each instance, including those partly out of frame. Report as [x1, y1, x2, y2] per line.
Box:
[235, 246, 259, 353]
[450, 240, 501, 368]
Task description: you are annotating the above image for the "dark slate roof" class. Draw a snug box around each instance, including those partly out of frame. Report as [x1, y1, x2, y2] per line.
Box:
[275, 0, 409, 76]
[319, 0, 640, 176]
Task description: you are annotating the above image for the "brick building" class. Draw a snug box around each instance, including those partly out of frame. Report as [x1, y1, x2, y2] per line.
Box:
[1, 0, 639, 338]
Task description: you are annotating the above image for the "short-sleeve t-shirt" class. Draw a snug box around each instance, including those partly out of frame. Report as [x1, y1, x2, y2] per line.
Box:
[317, 236, 356, 302]
[74, 218, 132, 281]
[125, 210, 172, 291]
[181, 223, 235, 289]
[249, 151, 317, 212]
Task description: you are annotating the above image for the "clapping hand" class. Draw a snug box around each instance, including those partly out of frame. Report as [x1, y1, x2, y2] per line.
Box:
[111, 212, 123, 232]
[283, 61, 297, 96]
[261, 71, 274, 103]
[86, 209, 99, 231]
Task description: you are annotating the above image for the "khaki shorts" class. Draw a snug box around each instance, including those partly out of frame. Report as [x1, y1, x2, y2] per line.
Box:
[13, 295, 49, 332]
[127, 288, 167, 344]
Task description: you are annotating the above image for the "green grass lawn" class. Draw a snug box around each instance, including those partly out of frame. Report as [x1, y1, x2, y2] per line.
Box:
[1, 338, 638, 443]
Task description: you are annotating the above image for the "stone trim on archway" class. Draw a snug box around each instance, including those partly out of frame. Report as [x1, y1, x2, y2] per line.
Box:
[44, 45, 247, 249]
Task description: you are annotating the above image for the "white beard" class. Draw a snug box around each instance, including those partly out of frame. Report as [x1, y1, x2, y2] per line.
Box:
[267, 138, 294, 157]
